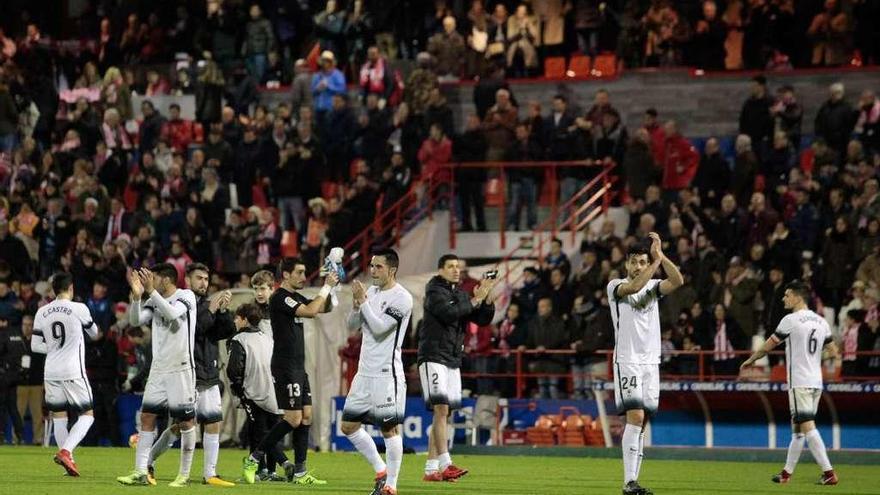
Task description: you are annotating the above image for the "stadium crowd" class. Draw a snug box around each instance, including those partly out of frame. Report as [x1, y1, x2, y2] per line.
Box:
[1, 0, 880, 445]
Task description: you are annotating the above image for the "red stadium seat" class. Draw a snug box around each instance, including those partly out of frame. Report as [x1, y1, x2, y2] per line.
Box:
[526, 415, 558, 446]
[568, 55, 591, 78]
[558, 415, 587, 446]
[544, 57, 566, 79]
[592, 53, 617, 77]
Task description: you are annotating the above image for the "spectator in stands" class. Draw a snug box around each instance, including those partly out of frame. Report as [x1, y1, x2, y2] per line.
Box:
[289, 60, 313, 116]
[544, 94, 576, 161]
[506, 122, 542, 231]
[242, 4, 276, 83]
[359, 46, 393, 105]
[585, 88, 617, 128]
[807, 0, 851, 66]
[405, 52, 438, 119]
[693, 137, 730, 209]
[428, 15, 466, 80]
[706, 303, 746, 376]
[514, 266, 543, 321]
[487, 3, 509, 60]
[473, 62, 510, 121]
[311, 50, 347, 128]
[815, 82, 858, 154]
[483, 88, 518, 161]
[314, 0, 347, 60]
[691, 0, 727, 70]
[621, 128, 657, 201]
[547, 267, 574, 318]
[454, 114, 488, 232]
[856, 244, 880, 290]
[855, 90, 880, 155]
[659, 120, 699, 203]
[742, 0, 773, 69]
[16, 315, 43, 444]
[724, 256, 760, 337]
[841, 309, 866, 375]
[418, 122, 453, 189]
[771, 85, 803, 149]
[595, 109, 628, 167]
[569, 288, 613, 398]
[0, 313, 25, 444]
[162, 103, 195, 154]
[325, 94, 357, 182]
[738, 75, 773, 158]
[523, 297, 569, 399]
[138, 100, 165, 154]
[731, 134, 758, 206]
[822, 216, 857, 313]
[379, 151, 412, 213]
[463, 2, 490, 78]
[505, 4, 539, 78]
[425, 87, 455, 139]
[0, 220, 30, 280]
[495, 302, 527, 396]
[195, 58, 225, 126]
[84, 317, 122, 446]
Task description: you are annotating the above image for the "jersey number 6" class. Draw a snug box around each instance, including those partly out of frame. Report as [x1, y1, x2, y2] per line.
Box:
[808, 329, 818, 355]
[51, 322, 66, 348]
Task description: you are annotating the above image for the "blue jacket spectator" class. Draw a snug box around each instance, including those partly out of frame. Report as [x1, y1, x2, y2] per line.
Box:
[311, 51, 347, 114]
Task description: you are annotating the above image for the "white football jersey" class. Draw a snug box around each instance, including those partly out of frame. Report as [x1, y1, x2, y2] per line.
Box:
[137, 289, 198, 374]
[774, 309, 832, 389]
[33, 299, 98, 381]
[608, 278, 663, 365]
[350, 283, 413, 379]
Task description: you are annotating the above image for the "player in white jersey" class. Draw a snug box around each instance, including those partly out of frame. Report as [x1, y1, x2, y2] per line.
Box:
[741, 280, 841, 486]
[341, 249, 414, 495]
[607, 233, 683, 495]
[31, 272, 98, 477]
[117, 264, 198, 487]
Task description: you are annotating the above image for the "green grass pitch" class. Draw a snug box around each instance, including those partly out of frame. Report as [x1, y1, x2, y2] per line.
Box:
[1, 446, 876, 494]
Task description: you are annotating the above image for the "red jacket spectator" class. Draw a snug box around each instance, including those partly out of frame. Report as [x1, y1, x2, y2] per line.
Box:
[660, 123, 699, 190]
[417, 124, 453, 182]
[162, 118, 195, 153]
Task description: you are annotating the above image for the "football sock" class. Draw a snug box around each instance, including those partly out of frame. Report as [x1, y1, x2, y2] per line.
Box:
[424, 459, 439, 474]
[622, 423, 642, 484]
[149, 427, 179, 465]
[293, 424, 310, 475]
[634, 422, 646, 479]
[806, 429, 832, 472]
[346, 428, 386, 473]
[784, 433, 806, 474]
[62, 415, 93, 454]
[53, 418, 69, 449]
[384, 435, 403, 489]
[203, 432, 220, 479]
[438, 452, 452, 471]
[135, 429, 157, 473]
[178, 427, 196, 478]
[254, 420, 294, 461]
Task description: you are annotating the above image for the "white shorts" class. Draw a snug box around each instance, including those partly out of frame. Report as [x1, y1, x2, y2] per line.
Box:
[789, 387, 821, 424]
[342, 374, 406, 428]
[613, 363, 660, 414]
[45, 378, 93, 413]
[142, 369, 197, 420]
[419, 362, 462, 411]
[196, 384, 223, 424]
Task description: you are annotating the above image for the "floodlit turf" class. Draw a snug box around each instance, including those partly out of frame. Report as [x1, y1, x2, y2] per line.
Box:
[1, 445, 876, 494]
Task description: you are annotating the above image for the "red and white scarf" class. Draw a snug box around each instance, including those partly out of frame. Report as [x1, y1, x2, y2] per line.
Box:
[359, 58, 386, 95]
[713, 320, 735, 361]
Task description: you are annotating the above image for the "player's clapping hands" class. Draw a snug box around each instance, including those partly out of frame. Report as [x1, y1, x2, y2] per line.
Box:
[128, 268, 144, 299]
[474, 278, 496, 303]
[649, 232, 663, 261]
[351, 280, 367, 306]
[140, 268, 155, 294]
[325, 271, 340, 287]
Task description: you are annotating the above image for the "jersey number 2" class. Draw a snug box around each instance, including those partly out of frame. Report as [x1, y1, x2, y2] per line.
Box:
[51, 322, 66, 348]
[808, 329, 818, 355]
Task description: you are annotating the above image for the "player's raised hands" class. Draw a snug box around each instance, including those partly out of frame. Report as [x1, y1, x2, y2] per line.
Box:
[128, 268, 144, 299]
[325, 271, 340, 287]
[140, 268, 155, 294]
[352, 279, 366, 305]
[474, 278, 495, 302]
[649, 232, 663, 260]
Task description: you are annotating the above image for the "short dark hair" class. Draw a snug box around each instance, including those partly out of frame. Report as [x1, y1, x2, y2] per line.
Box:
[438, 253, 459, 269]
[551, 237, 562, 246]
[151, 263, 180, 284]
[626, 239, 652, 259]
[553, 94, 566, 103]
[186, 263, 210, 276]
[235, 303, 263, 326]
[169, 103, 181, 111]
[51, 272, 73, 295]
[278, 257, 306, 275]
[645, 108, 658, 117]
[785, 280, 810, 300]
[374, 248, 400, 270]
[752, 74, 767, 86]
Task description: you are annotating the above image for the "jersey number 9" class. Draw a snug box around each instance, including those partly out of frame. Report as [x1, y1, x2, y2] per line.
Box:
[51, 322, 66, 348]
